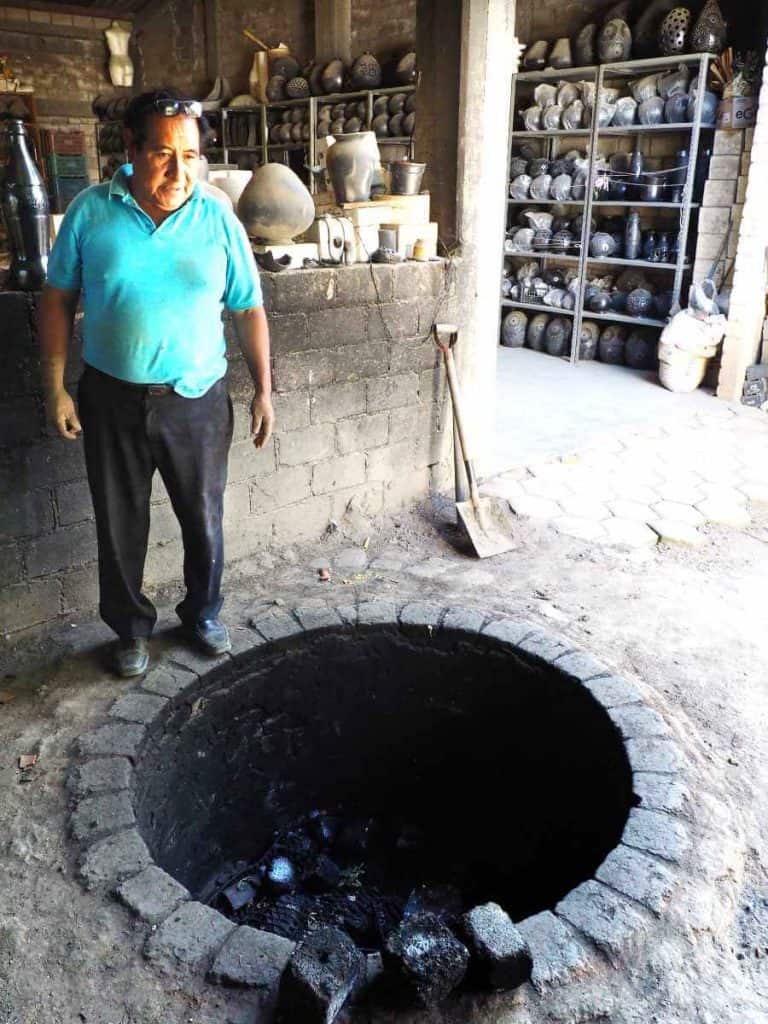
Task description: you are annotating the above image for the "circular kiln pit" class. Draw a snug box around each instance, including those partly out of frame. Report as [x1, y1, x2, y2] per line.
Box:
[70, 602, 690, 1008]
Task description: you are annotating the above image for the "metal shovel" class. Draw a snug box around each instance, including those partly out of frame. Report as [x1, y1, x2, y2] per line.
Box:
[433, 323, 515, 559]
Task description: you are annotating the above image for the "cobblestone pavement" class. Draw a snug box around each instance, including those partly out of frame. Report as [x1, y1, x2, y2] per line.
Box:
[482, 402, 768, 550]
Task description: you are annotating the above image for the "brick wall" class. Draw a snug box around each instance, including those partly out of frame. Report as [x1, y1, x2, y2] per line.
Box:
[0, 262, 455, 636]
[135, 0, 208, 97]
[351, 0, 416, 61]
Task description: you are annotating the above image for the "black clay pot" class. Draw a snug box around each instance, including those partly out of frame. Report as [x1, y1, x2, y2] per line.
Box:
[351, 52, 382, 89]
[545, 317, 571, 358]
[633, 0, 680, 56]
[266, 75, 287, 101]
[574, 23, 597, 65]
[590, 232, 616, 259]
[625, 329, 657, 370]
[579, 321, 600, 361]
[501, 310, 528, 347]
[272, 55, 301, 80]
[526, 313, 550, 351]
[598, 325, 627, 364]
[598, 18, 633, 62]
[285, 76, 310, 99]
[610, 290, 629, 312]
[654, 291, 674, 318]
[321, 58, 345, 94]
[626, 288, 654, 318]
[394, 51, 417, 85]
[588, 291, 612, 313]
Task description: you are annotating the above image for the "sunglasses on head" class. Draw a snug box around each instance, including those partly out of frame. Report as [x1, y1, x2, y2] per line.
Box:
[152, 98, 203, 118]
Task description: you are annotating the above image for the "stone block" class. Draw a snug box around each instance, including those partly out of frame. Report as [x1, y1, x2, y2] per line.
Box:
[517, 910, 595, 993]
[367, 372, 420, 412]
[518, 631, 573, 664]
[69, 757, 132, 799]
[703, 178, 736, 206]
[312, 453, 366, 494]
[367, 300, 420, 343]
[509, 494, 562, 520]
[406, 557, 453, 579]
[713, 131, 744, 155]
[625, 736, 684, 774]
[555, 880, 650, 967]
[390, 338, 440, 374]
[79, 828, 151, 891]
[24, 521, 97, 576]
[596, 844, 677, 915]
[268, 269, 336, 313]
[277, 424, 335, 467]
[0, 488, 54, 540]
[292, 605, 344, 632]
[399, 602, 445, 629]
[331, 340, 389, 383]
[272, 390, 310, 432]
[366, 440, 418, 483]
[278, 926, 365, 1022]
[622, 807, 690, 864]
[76, 722, 146, 762]
[357, 599, 398, 626]
[418, 366, 446, 405]
[709, 155, 740, 179]
[461, 902, 532, 990]
[333, 547, 369, 572]
[695, 498, 751, 528]
[553, 515, 608, 542]
[109, 690, 168, 725]
[554, 649, 609, 683]
[248, 607, 302, 642]
[694, 233, 731, 261]
[267, 312, 310, 355]
[227, 438, 276, 484]
[383, 912, 469, 1008]
[272, 495, 332, 545]
[0, 579, 60, 634]
[481, 617, 535, 646]
[140, 665, 197, 700]
[0, 543, 22, 588]
[633, 771, 688, 813]
[698, 206, 732, 235]
[310, 382, 366, 424]
[118, 865, 190, 925]
[210, 925, 295, 989]
[649, 518, 705, 547]
[273, 349, 334, 393]
[332, 263, 394, 306]
[308, 306, 367, 350]
[392, 261, 444, 302]
[608, 703, 671, 739]
[443, 607, 486, 634]
[0, 396, 43, 446]
[71, 791, 135, 844]
[250, 465, 312, 514]
[382, 467, 431, 510]
[330, 480, 384, 518]
[336, 411, 389, 454]
[145, 901, 235, 969]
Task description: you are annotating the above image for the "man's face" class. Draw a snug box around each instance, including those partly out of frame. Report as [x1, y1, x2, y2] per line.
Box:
[127, 113, 200, 215]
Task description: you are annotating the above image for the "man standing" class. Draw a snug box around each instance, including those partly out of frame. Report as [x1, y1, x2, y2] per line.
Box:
[39, 90, 273, 677]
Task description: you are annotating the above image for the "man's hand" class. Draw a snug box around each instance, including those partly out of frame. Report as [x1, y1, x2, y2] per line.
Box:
[250, 391, 274, 449]
[45, 388, 82, 441]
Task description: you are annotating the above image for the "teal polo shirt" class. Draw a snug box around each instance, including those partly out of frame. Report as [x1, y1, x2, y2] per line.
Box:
[47, 164, 262, 398]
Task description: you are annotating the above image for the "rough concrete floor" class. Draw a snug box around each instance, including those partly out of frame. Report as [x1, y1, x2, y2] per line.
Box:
[1, 421, 768, 1023]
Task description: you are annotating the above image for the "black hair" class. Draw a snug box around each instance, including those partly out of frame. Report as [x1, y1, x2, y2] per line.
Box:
[123, 88, 212, 150]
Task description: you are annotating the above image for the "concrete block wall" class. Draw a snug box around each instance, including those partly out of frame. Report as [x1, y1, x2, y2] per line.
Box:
[0, 262, 455, 636]
[691, 128, 752, 290]
[717, 39, 768, 402]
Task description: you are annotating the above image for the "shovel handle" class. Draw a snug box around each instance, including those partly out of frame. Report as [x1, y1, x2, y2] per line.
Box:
[432, 324, 482, 512]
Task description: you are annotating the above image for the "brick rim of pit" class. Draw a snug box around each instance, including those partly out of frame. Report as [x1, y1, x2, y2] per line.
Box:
[68, 602, 692, 995]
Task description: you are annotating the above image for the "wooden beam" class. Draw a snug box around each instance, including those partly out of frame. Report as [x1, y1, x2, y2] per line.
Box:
[23, 2, 136, 18]
[314, 0, 351, 65]
[203, 0, 221, 81]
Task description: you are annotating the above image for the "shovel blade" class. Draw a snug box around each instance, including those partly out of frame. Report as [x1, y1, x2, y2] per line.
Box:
[456, 497, 515, 559]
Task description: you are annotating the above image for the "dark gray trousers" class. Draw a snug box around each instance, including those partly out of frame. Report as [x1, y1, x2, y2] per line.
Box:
[78, 365, 233, 639]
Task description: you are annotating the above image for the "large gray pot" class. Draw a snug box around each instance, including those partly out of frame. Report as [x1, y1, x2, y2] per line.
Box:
[237, 163, 315, 243]
[326, 131, 378, 204]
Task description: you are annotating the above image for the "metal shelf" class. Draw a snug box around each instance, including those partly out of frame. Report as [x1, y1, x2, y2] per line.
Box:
[511, 129, 591, 138]
[592, 201, 699, 209]
[262, 84, 416, 109]
[585, 310, 666, 328]
[586, 255, 689, 270]
[599, 123, 714, 134]
[501, 300, 575, 317]
[507, 197, 585, 205]
[504, 250, 581, 262]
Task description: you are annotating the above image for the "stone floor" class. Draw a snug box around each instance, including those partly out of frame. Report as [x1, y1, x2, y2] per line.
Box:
[486, 348, 768, 550]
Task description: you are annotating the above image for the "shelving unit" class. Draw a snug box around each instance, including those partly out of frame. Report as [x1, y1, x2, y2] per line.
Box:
[207, 84, 416, 193]
[503, 51, 715, 366]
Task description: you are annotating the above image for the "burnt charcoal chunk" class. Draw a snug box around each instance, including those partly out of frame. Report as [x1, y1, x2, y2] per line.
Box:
[304, 854, 342, 893]
[383, 911, 469, 1007]
[245, 893, 311, 942]
[264, 856, 297, 895]
[277, 926, 365, 1024]
[277, 828, 318, 870]
[335, 818, 375, 857]
[222, 876, 259, 912]
[309, 812, 342, 847]
[403, 884, 463, 926]
[461, 902, 533, 990]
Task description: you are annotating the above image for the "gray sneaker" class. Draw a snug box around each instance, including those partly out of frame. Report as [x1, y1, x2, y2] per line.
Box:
[114, 638, 150, 678]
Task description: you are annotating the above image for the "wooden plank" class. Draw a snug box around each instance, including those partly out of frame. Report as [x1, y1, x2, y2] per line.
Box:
[315, 0, 351, 65]
[24, 1, 136, 17]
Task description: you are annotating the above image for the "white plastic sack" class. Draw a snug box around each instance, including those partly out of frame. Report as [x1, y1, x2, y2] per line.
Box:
[657, 308, 727, 393]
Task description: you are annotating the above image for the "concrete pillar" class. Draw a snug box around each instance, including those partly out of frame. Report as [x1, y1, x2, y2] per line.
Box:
[717, 39, 768, 402]
[315, 0, 351, 65]
[454, 0, 517, 476]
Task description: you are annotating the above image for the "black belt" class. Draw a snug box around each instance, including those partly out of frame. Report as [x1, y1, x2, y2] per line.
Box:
[84, 364, 174, 395]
